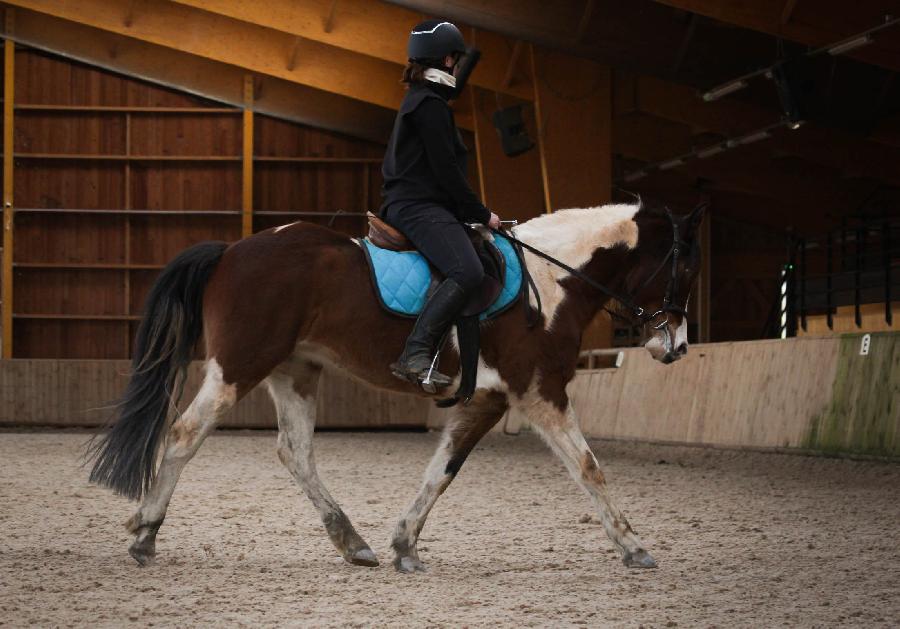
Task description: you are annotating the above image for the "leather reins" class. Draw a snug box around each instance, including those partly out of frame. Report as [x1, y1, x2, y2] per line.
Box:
[495, 206, 696, 331]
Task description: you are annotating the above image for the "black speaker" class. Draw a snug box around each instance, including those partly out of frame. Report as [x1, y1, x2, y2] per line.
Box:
[771, 55, 818, 126]
[492, 105, 535, 157]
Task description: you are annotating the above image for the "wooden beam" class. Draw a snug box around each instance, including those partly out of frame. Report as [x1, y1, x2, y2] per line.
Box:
[501, 40, 523, 90]
[529, 45, 551, 213]
[2, 6, 396, 143]
[322, 0, 338, 34]
[123, 111, 131, 357]
[780, 0, 800, 26]
[652, 0, 900, 72]
[168, 0, 533, 101]
[242, 74, 254, 238]
[670, 13, 697, 77]
[285, 36, 302, 72]
[2, 23, 13, 358]
[575, 0, 595, 43]
[3, 0, 420, 116]
[697, 207, 711, 343]
[468, 86, 546, 222]
[468, 86, 487, 203]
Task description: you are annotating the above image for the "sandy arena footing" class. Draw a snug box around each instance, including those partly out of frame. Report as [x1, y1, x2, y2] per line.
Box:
[1, 430, 898, 627]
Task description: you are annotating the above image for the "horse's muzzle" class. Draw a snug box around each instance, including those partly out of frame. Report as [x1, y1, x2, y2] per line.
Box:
[660, 342, 688, 364]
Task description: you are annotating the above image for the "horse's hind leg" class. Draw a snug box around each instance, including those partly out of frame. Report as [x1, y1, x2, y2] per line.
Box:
[125, 359, 237, 565]
[266, 365, 378, 567]
[391, 390, 508, 572]
[523, 398, 657, 568]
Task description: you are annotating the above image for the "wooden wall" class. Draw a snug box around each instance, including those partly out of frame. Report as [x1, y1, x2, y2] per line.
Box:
[2, 334, 895, 458]
[4, 47, 394, 359]
[563, 333, 899, 457]
[0, 360, 432, 429]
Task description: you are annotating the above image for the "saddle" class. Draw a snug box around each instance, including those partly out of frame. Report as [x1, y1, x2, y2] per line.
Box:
[366, 212, 505, 317]
[361, 212, 524, 405]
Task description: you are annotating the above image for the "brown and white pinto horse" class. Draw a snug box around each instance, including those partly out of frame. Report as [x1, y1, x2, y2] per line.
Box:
[87, 201, 704, 572]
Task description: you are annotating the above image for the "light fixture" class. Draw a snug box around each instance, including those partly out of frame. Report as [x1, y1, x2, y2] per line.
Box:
[789, 120, 804, 130]
[623, 170, 647, 182]
[694, 16, 898, 111]
[727, 130, 771, 147]
[701, 79, 748, 102]
[827, 34, 873, 55]
[658, 157, 686, 170]
[697, 144, 726, 159]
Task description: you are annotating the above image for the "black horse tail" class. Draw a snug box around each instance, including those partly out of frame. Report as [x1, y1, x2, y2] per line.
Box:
[86, 241, 229, 500]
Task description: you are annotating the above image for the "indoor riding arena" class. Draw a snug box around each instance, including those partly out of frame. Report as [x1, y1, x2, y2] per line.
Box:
[1, 2, 898, 627]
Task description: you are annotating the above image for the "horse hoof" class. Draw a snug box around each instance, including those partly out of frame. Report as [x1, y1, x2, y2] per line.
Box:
[346, 547, 379, 567]
[622, 549, 657, 569]
[128, 543, 156, 567]
[395, 556, 427, 573]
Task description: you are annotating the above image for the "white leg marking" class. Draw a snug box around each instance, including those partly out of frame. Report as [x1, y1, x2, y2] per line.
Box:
[392, 392, 507, 571]
[130, 359, 236, 530]
[673, 316, 688, 350]
[515, 393, 648, 558]
[392, 430, 454, 570]
[267, 369, 375, 564]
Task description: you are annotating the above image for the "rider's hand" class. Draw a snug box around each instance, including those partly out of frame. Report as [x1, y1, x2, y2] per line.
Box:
[488, 212, 501, 230]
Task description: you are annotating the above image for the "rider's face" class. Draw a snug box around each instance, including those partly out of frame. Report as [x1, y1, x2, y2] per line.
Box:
[444, 54, 460, 74]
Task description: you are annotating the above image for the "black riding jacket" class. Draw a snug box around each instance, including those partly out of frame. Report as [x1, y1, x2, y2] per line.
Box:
[380, 81, 490, 225]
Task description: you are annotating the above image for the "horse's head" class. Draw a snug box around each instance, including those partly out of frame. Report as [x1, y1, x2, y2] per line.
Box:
[624, 203, 706, 364]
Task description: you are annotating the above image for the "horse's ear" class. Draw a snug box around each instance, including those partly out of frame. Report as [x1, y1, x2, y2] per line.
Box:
[686, 202, 708, 235]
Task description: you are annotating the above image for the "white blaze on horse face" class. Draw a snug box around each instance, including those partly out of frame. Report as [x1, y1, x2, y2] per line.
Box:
[512, 204, 640, 327]
[643, 316, 688, 362]
[673, 316, 688, 352]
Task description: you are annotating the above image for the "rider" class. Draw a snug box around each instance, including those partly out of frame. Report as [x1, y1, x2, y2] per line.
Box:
[381, 19, 501, 391]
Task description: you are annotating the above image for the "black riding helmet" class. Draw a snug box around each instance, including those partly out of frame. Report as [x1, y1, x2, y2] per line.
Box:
[407, 20, 466, 64]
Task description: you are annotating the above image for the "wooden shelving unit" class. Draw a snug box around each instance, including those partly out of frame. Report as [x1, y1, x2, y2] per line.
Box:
[13, 313, 143, 321]
[16, 208, 241, 215]
[16, 105, 240, 114]
[15, 153, 242, 161]
[14, 262, 165, 270]
[3, 45, 383, 358]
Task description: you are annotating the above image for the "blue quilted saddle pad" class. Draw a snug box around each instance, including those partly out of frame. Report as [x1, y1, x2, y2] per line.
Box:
[360, 233, 522, 320]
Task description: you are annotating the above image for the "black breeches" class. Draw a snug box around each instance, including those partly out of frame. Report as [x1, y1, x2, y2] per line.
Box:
[384, 203, 484, 294]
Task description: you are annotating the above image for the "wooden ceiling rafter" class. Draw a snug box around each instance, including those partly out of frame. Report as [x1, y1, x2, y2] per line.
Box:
[652, 0, 900, 72]
[1, 5, 396, 143]
[1, 0, 479, 128]
[167, 0, 533, 101]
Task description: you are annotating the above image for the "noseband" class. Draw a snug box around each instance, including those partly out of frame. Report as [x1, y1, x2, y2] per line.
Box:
[496, 206, 694, 330]
[623, 207, 691, 330]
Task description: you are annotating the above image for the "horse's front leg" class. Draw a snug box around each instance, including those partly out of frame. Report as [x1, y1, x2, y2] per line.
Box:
[267, 366, 378, 567]
[521, 396, 657, 568]
[391, 390, 508, 573]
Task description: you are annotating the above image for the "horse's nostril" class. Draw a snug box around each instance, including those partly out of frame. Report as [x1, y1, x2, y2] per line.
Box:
[676, 343, 688, 355]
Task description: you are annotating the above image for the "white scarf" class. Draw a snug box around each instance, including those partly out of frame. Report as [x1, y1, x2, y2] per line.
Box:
[423, 68, 457, 88]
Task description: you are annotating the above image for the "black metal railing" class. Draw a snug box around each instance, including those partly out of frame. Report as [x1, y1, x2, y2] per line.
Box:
[772, 217, 898, 337]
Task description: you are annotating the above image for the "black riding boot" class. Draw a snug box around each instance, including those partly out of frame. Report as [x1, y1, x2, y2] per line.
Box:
[391, 278, 468, 392]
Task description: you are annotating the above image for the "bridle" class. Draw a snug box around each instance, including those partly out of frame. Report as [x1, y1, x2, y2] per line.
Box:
[496, 205, 698, 331]
[620, 207, 691, 330]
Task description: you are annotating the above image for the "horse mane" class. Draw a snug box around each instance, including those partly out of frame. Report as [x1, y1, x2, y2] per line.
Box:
[513, 203, 641, 270]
